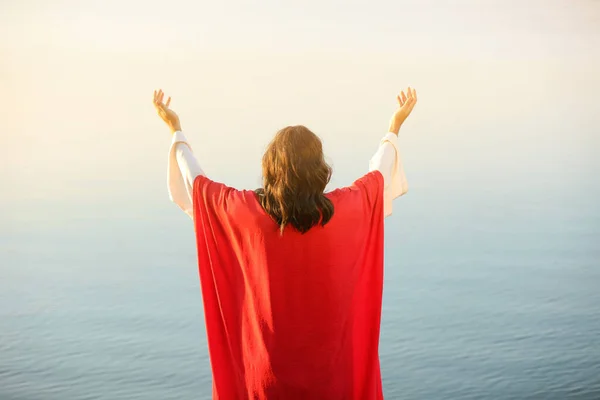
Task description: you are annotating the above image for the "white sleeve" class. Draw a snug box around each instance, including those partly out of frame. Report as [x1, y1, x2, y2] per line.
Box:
[167, 130, 205, 218]
[369, 132, 408, 217]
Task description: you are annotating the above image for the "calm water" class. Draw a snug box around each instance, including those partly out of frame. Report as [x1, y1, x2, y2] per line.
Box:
[2, 166, 599, 399]
[2, 0, 600, 397]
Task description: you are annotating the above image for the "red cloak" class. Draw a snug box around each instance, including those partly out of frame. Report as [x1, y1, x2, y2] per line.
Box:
[192, 170, 385, 399]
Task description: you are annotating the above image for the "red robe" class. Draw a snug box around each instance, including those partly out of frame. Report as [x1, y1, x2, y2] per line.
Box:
[192, 170, 385, 399]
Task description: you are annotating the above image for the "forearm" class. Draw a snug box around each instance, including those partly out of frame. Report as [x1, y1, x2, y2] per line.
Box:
[388, 120, 402, 136]
[371, 140, 396, 188]
[167, 131, 204, 218]
[369, 132, 408, 217]
[175, 140, 204, 193]
[170, 121, 182, 134]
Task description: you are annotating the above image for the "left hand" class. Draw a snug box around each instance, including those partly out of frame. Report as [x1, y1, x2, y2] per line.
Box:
[388, 87, 417, 135]
[153, 89, 181, 134]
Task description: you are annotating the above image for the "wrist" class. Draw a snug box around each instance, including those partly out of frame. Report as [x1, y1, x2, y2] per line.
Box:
[170, 124, 182, 134]
[388, 121, 401, 136]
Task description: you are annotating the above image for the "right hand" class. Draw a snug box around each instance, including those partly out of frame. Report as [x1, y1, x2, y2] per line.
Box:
[153, 89, 182, 134]
[389, 87, 417, 135]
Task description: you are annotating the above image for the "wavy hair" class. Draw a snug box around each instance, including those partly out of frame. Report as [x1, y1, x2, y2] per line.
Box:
[255, 125, 334, 234]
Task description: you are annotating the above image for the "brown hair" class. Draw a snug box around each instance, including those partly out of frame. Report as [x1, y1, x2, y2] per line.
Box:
[255, 125, 334, 234]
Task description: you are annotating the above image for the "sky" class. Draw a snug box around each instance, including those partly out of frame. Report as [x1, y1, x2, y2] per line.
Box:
[0, 0, 599, 220]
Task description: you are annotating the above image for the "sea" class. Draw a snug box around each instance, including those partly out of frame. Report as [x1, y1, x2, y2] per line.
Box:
[2, 149, 599, 400]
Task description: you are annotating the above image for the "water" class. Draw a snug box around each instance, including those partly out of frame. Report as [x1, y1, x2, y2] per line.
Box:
[2, 163, 599, 399]
[2, 29, 600, 398]
[2, 0, 599, 395]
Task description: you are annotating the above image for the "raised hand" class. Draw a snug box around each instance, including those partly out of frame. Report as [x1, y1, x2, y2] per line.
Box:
[389, 87, 417, 135]
[153, 89, 181, 134]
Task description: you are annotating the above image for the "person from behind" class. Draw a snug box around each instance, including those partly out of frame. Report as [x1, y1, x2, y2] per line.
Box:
[153, 87, 417, 399]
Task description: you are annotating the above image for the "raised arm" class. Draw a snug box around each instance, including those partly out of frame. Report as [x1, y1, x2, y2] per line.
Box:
[168, 132, 205, 217]
[369, 87, 417, 217]
[154, 89, 205, 218]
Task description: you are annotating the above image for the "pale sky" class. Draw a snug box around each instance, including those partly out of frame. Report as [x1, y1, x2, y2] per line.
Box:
[1, 0, 599, 217]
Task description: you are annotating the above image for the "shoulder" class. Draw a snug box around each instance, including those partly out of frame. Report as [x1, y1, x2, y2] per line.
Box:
[193, 175, 246, 206]
[326, 170, 384, 217]
[354, 170, 384, 192]
[193, 175, 263, 209]
[329, 171, 383, 199]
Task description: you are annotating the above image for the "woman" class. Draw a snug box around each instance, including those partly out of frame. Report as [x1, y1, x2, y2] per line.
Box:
[153, 87, 417, 399]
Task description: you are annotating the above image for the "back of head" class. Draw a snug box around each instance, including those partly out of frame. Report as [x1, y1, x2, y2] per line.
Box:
[256, 125, 334, 234]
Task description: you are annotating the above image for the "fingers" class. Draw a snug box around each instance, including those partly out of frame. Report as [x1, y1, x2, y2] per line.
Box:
[405, 87, 417, 114]
[153, 89, 172, 111]
[405, 87, 417, 106]
[153, 89, 164, 103]
[396, 87, 418, 114]
[153, 89, 162, 106]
